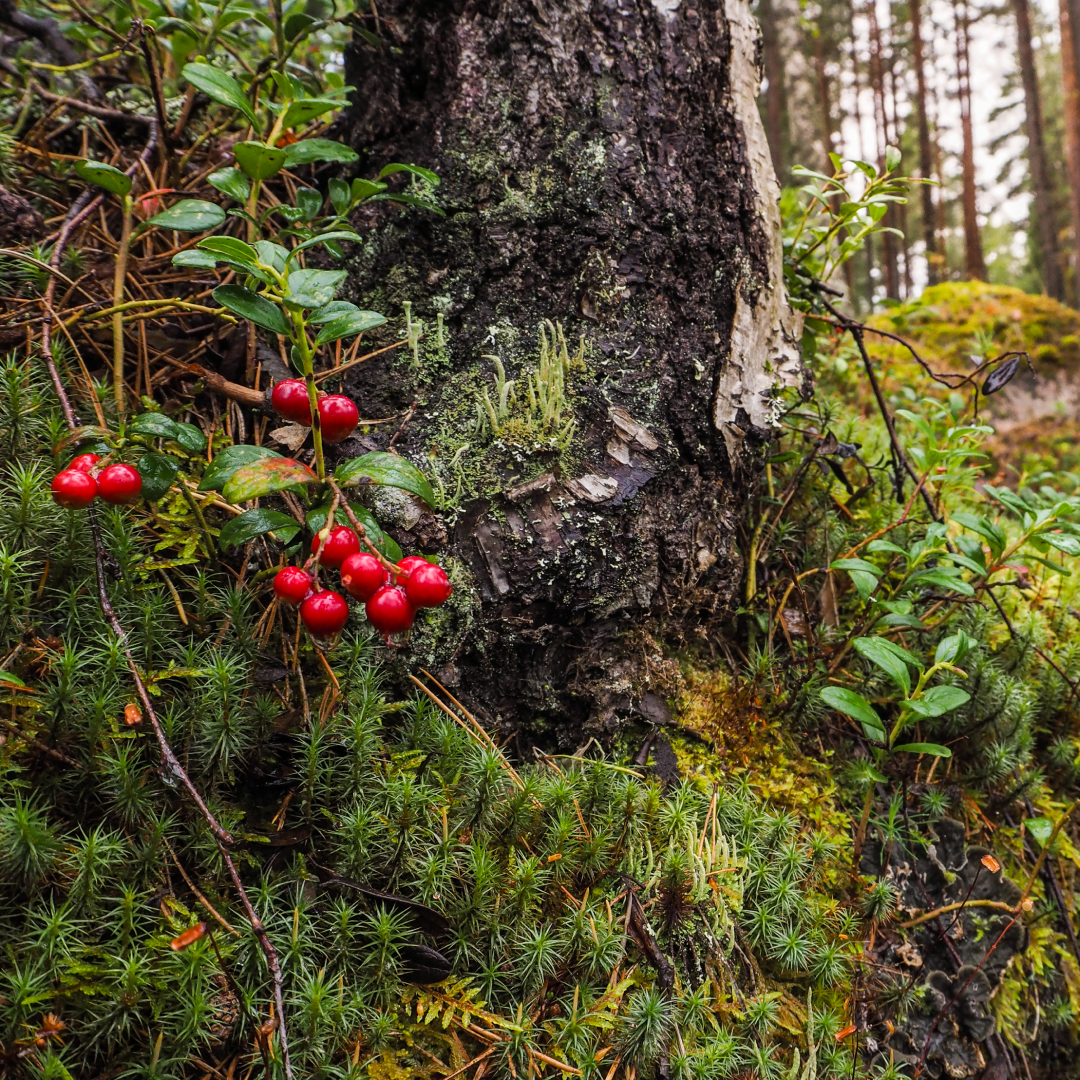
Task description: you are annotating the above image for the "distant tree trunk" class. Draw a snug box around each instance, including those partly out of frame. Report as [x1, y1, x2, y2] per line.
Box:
[954, 0, 988, 281]
[867, 1, 900, 298]
[885, 49, 913, 297]
[909, 0, 940, 283]
[846, 0, 875, 308]
[812, 21, 835, 172]
[1061, 0, 1080, 303]
[1013, 0, 1064, 299]
[758, 0, 789, 180]
[339, 0, 804, 740]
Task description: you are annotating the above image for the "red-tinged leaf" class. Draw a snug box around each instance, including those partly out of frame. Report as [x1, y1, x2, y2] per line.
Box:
[222, 457, 316, 503]
[170, 922, 209, 950]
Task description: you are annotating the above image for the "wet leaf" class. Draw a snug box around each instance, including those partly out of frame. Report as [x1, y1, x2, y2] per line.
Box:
[284, 138, 358, 166]
[207, 166, 251, 202]
[314, 309, 386, 345]
[182, 62, 257, 126]
[219, 508, 301, 549]
[138, 451, 180, 501]
[212, 284, 289, 335]
[199, 446, 281, 491]
[234, 140, 287, 180]
[74, 159, 131, 196]
[147, 199, 226, 232]
[334, 451, 435, 508]
[892, 743, 952, 758]
[222, 457, 316, 503]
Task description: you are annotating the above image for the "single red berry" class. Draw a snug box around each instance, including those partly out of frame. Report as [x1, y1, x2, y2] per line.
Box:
[311, 525, 361, 569]
[69, 453, 100, 473]
[340, 552, 388, 601]
[365, 585, 416, 637]
[273, 566, 313, 606]
[51, 469, 97, 509]
[271, 379, 313, 425]
[97, 463, 142, 504]
[405, 563, 453, 608]
[300, 589, 349, 637]
[393, 555, 430, 583]
[318, 395, 359, 444]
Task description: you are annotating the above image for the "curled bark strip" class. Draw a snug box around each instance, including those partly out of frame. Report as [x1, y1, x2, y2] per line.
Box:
[35, 121, 294, 1080]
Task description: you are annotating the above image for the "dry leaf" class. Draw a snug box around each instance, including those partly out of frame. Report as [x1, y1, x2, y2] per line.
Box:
[269, 424, 311, 452]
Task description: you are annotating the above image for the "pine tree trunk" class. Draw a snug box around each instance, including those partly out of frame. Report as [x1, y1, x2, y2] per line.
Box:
[867, 2, 900, 298]
[1013, 0, 1064, 299]
[339, 0, 803, 741]
[757, 0, 789, 181]
[812, 21, 834, 172]
[954, 0, 988, 281]
[1060, 0, 1080, 303]
[909, 0, 940, 284]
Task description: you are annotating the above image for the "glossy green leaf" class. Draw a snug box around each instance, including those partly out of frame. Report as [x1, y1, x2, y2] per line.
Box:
[853, 637, 919, 696]
[207, 167, 251, 202]
[1025, 816, 1053, 846]
[74, 159, 131, 196]
[0, 670, 27, 687]
[309, 301, 358, 325]
[254, 241, 289, 274]
[371, 192, 446, 216]
[285, 268, 347, 310]
[904, 684, 970, 719]
[197, 236, 259, 268]
[138, 451, 180, 501]
[314, 309, 386, 345]
[234, 141, 287, 180]
[819, 686, 885, 740]
[147, 199, 226, 232]
[287, 230, 360, 259]
[173, 249, 219, 270]
[199, 445, 281, 491]
[1041, 532, 1080, 557]
[893, 743, 952, 758]
[219, 508, 300, 549]
[222, 457, 316, 503]
[295, 187, 322, 222]
[376, 162, 441, 186]
[906, 567, 975, 597]
[130, 412, 181, 440]
[329, 177, 350, 216]
[830, 558, 881, 576]
[281, 97, 345, 130]
[350, 178, 386, 202]
[283, 138, 359, 167]
[334, 451, 435, 508]
[172, 421, 207, 453]
[283, 10, 318, 39]
[212, 285, 289, 335]
[182, 62, 257, 126]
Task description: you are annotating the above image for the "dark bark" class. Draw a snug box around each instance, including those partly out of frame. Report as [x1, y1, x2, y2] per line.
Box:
[909, 0, 940, 283]
[1061, 0, 1080, 303]
[338, 0, 802, 743]
[954, 0, 987, 282]
[1013, 0, 1064, 300]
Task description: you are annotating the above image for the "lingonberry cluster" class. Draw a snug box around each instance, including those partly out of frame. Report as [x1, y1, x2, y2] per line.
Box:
[272, 525, 452, 642]
[51, 454, 143, 509]
[270, 379, 360, 444]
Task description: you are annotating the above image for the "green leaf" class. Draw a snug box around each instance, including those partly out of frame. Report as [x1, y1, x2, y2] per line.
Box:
[830, 558, 881, 577]
[138, 450, 180, 501]
[285, 268, 347, 309]
[283, 138, 359, 167]
[287, 230, 360, 259]
[905, 684, 970, 719]
[234, 140, 287, 180]
[197, 236, 259, 268]
[884, 145, 901, 172]
[130, 412, 181, 440]
[951, 512, 1007, 560]
[819, 686, 885, 740]
[182, 62, 257, 126]
[309, 301, 359, 325]
[906, 568, 975, 597]
[199, 445, 281, 491]
[335, 451, 435, 508]
[172, 421, 207, 453]
[207, 167, 251, 202]
[1041, 532, 1080, 557]
[376, 162, 441, 186]
[173, 249, 219, 270]
[295, 187, 322, 222]
[371, 192, 445, 216]
[893, 743, 952, 758]
[350, 178, 387, 203]
[1025, 816, 1053, 846]
[74, 159, 131, 196]
[0, 670, 27, 687]
[222, 457, 316, 503]
[281, 97, 345, 129]
[329, 177, 350, 216]
[219, 508, 300, 549]
[934, 630, 976, 667]
[147, 199, 226, 232]
[213, 284, 289, 335]
[254, 241, 289, 274]
[314, 309, 386, 345]
[853, 637, 921, 696]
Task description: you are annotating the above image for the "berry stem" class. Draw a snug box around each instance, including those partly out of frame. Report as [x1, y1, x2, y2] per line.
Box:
[289, 310, 325, 479]
[112, 191, 133, 417]
[307, 492, 340, 588]
[327, 478, 403, 577]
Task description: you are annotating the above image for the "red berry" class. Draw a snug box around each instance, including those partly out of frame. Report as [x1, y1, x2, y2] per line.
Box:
[365, 585, 416, 637]
[69, 453, 100, 473]
[273, 566, 313, 606]
[97, 463, 142, 504]
[51, 469, 97, 509]
[271, 379, 313, 425]
[311, 525, 360, 569]
[318, 395, 359, 444]
[300, 589, 349, 637]
[393, 555, 430, 583]
[340, 552, 388, 601]
[405, 563, 453, 608]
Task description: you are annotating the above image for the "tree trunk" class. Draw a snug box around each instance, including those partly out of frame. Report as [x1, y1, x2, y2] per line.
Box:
[339, 0, 803, 742]
[812, 20, 834, 172]
[1013, 0, 1064, 299]
[867, 1, 899, 299]
[954, 0, 987, 281]
[757, 0, 789, 181]
[909, 0, 940, 284]
[1060, 0, 1080, 303]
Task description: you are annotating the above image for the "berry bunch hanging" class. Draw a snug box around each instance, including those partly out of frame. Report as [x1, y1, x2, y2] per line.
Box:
[51, 455, 143, 509]
[270, 379, 361, 444]
[273, 525, 452, 642]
